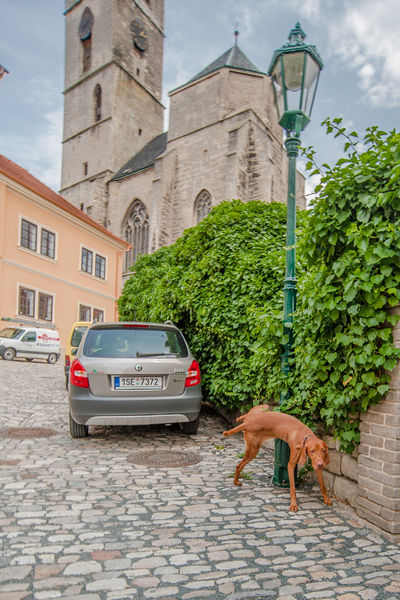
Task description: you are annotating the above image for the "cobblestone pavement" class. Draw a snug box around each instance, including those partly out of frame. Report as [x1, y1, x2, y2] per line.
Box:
[1, 358, 400, 600]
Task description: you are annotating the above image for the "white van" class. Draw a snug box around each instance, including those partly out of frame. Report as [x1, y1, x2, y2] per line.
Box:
[0, 324, 60, 363]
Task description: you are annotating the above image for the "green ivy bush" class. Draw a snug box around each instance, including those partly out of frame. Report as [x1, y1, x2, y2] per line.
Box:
[118, 122, 400, 453]
[285, 121, 400, 452]
[118, 200, 303, 411]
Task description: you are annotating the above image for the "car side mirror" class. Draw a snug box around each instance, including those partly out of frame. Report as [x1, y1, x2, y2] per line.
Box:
[71, 347, 78, 356]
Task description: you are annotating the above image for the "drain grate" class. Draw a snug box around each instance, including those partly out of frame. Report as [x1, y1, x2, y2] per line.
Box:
[1, 427, 58, 439]
[127, 450, 201, 468]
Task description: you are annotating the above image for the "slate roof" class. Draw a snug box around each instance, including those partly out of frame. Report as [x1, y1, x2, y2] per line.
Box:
[112, 45, 263, 181]
[112, 132, 168, 180]
[177, 44, 264, 89]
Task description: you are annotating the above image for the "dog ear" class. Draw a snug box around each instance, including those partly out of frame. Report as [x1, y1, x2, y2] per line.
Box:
[298, 445, 308, 468]
[293, 444, 308, 468]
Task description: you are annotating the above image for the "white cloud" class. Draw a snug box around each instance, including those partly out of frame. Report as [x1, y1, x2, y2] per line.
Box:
[327, 0, 400, 108]
[9, 107, 63, 191]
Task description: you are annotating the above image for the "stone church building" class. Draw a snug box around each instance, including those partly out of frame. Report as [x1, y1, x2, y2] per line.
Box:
[60, 0, 305, 279]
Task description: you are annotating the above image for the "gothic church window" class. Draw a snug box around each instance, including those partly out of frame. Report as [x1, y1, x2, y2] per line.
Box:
[123, 200, 149, 270]
[94, 84, 102, 121]
[194, 190, 212, 224]
[79, 7, 94, 73]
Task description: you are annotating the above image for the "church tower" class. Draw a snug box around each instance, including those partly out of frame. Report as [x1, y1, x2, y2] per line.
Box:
[60, 0, 164, 226]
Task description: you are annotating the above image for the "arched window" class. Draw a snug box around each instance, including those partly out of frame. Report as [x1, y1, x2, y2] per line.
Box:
[123, 200, 149, 270]
[94, 84, 102, 121]
[79, 7, 94, 72]
[194, 190, 212, 224]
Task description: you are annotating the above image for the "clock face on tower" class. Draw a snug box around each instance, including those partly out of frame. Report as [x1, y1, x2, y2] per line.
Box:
[130, 18, 148, 52]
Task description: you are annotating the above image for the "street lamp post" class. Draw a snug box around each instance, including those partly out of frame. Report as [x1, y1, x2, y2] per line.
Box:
[268, 23, 323, 487]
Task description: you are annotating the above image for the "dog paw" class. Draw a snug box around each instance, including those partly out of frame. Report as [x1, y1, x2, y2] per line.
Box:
[324, 497, 333, 506]
[234, 480, 242, 487]
[289, 504, 299, 512]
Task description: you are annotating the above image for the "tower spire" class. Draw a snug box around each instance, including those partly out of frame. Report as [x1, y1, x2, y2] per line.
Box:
[234, 28, 239, 46]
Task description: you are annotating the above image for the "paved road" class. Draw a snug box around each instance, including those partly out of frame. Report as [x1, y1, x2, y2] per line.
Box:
[1, 358, 400, 600]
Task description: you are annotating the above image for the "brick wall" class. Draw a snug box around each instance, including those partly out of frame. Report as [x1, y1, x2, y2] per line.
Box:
[320, 306, 400, 540]
[357, 306, 400, 538]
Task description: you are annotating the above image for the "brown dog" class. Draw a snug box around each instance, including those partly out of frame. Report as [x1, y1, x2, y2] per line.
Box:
[223, 404, 332, 512]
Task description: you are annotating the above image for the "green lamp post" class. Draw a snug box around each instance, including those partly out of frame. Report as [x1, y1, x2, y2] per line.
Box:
[268, 23, 323, 487]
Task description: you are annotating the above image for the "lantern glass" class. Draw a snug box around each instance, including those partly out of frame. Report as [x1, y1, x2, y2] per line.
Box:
[282, 51, 304, 91]
[302, 54, 320, 117]
[271, 60, 285, 121]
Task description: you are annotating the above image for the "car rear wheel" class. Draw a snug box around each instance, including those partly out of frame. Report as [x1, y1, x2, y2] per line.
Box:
[181, 416, 199, 434]
[47, 353, 57, 364]
[69, 412, 89, 438]
[3, 348, 16, 361]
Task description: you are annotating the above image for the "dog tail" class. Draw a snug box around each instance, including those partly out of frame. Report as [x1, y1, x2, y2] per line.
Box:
[223, 423, 245, 437]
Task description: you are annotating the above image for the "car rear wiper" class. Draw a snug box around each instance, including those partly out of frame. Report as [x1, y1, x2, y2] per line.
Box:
[136, 352, 178, 357]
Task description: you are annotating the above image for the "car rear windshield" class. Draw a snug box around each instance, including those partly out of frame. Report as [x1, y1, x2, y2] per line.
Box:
[82, 327, 189, 358]
[0, 327, 24, 339]
[71, 326, 88, 347]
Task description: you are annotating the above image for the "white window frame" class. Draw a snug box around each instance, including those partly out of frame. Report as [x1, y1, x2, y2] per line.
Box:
[18, 215, 58, 262]
[78, 303, 105, 322]
[80, 244, 108, 281]
[16, 282, 55, 323]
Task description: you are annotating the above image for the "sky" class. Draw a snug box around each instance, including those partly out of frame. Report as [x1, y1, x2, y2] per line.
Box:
[1, 0, 399, 198]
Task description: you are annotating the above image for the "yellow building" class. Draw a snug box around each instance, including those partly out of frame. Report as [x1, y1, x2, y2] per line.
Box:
[0, 155, 129, 345]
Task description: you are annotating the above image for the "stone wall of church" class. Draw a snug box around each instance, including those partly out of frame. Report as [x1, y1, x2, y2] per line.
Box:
[155, 107, 294, 247]
[107, 167, 154, 236]
[168, 72, 222, 142]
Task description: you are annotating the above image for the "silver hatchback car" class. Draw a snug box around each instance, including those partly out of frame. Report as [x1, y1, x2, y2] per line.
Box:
[68, 321, 202, 438]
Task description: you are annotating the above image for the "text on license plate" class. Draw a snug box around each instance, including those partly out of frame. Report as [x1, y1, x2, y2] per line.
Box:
[113, 376, 162, 390]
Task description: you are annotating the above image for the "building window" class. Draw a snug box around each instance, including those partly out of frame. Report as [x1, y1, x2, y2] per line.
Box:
[83, 162, 88, 176]
[79, 304, 91, 321]
[81, 248, 93, 274]
[94, 84, 102, 121]
[20, 218, 56, 259]
[122, 200, 149, 270]
[194, 189, 212, 224]
[95, 254, 106, 279]
[79, 305, 104, 321]
[19, 287, 35, 317]
[81, 247, 107, 279]
[79, 7, 94, 72]
[40, 229, 55, 259]
[93, 308, 104, 322]
[21, 219, 37, 251]
[38, 293, 53, 321]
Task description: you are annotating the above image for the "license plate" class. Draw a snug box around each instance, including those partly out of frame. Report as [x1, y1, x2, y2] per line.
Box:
[113, 376, 162, 390]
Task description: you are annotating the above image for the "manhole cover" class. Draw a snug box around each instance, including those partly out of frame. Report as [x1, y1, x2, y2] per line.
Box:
[2, 428, 58, 439]
[127, 450, 201, 467]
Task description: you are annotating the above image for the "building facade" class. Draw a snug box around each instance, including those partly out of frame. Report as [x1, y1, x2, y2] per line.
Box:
[61, 0, 305, 280]
[0, 155, 129, 345]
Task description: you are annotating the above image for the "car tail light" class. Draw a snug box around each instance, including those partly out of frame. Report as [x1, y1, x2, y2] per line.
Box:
[185, 360, 201, 387]
[70, 359, 89, 388]
[123, 324, 149, 328]
[65, 355, 70, 367]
